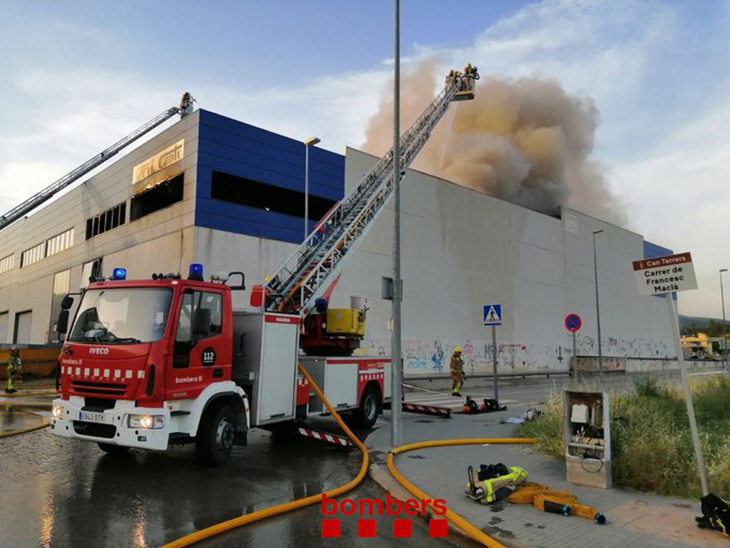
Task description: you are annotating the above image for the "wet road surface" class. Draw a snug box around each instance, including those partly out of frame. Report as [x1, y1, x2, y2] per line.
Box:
[6, 371, 717, 547]
[0, 407, 48, 433]
[0, 414, 457, 548]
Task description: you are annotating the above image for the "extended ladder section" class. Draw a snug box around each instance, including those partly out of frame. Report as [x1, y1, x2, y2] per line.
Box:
[0, 92, 194, 232]
[263, 66, 480, 313]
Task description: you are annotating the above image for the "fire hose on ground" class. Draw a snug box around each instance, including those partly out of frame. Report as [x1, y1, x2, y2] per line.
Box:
[164, 365, 535, 548]
[0, 419, 51, 438]
[162, 363, 370, 548]
[386, 438, 537, 548]
[0, 400, 52, 438]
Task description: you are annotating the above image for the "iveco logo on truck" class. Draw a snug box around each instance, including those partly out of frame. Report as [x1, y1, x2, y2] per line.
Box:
[89, 348, 110, 355]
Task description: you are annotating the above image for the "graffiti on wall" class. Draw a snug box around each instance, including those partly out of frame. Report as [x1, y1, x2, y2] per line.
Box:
[357, 334, 674, 375]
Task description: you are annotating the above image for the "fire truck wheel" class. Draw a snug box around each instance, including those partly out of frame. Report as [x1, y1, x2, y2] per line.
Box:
[97, 443, 130, 455]
[352, 385, 380, 428]
[197, 404, 236, 466]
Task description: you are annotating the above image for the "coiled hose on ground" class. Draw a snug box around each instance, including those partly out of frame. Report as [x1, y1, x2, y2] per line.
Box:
[387, 438, 537, 548]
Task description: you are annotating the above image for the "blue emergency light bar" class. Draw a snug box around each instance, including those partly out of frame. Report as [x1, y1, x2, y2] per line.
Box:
[189, 263, 204, 281]
[111, 267, 127, 280]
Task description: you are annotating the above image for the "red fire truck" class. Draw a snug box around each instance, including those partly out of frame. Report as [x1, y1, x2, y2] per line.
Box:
[50, 66, 478, 465]
[51, 265, 390, 465]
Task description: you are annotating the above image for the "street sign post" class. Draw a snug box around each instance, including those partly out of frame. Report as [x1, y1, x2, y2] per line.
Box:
[632, 252, 707, 496]
[565, 314, 582, 379]
[483, 304, 502, 401]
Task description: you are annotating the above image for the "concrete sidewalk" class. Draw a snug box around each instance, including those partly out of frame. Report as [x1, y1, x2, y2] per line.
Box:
[366, 404, 726, 548]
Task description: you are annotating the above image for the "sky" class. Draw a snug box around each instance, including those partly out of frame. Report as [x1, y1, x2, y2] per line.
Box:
[0, 0, 729, 318]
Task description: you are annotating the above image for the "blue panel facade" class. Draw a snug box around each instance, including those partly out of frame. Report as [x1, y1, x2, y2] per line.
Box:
[195, 110, 345, 243]
[643, 241, 673, 259]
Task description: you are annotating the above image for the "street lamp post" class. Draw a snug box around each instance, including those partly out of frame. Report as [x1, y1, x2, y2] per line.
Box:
[391, 0, 403, 448]
[593, 230, 605, 376]
[721, 269, 728, 371]
[303, 137, 321, 241]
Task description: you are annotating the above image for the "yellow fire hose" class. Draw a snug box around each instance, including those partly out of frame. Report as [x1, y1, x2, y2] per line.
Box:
[386, 438, 536, 548]
[0, 418, 51, 438]
[163, 370, 536, 548]
[0, 400, 53, 406]
[3, 390, 57, 398]
[162, 363, 370, 548]
[0, 400, 52, 438]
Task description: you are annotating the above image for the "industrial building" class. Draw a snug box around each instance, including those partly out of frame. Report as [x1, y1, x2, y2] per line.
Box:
[0, 108, 676, 375]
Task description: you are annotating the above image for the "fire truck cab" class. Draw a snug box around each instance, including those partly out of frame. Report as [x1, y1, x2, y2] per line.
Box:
[51, 265, 390, 465]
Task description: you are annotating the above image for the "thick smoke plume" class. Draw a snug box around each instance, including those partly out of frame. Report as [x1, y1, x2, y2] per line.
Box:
[362, 62, 627, 226]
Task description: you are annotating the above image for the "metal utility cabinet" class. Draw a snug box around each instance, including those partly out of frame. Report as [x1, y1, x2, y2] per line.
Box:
[563, 390, 612, 489]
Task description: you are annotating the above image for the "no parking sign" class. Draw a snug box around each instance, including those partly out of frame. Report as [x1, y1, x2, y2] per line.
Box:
[565, 313, 582, 333]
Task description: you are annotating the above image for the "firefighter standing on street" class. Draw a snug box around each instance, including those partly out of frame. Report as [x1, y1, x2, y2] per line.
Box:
[451, 346, 464, 396]
[5, 346, 22, 394]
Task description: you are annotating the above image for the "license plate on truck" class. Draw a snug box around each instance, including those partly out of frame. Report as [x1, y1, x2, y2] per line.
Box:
[78, 411, 109, 423]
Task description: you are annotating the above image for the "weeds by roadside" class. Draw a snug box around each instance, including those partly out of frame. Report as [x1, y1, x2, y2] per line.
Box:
[517, 374, 730, 498]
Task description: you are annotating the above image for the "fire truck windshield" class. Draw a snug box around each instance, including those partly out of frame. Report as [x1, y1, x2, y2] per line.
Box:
[68, 288, 173, 344]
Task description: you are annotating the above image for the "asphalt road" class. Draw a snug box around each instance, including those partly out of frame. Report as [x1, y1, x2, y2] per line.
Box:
[0, 412, 457, 548]
[1, 367, 723, 548]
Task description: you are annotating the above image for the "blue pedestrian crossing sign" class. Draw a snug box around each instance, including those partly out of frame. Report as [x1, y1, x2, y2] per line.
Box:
[483, 304, 502, 326]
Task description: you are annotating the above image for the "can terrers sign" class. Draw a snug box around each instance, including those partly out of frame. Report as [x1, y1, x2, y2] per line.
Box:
[632, 252, 698, 296]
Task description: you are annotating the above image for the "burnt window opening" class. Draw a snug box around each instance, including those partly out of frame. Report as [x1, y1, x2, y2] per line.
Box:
[86, 202, 126, 240]
[210, 171, 336, 221]
[130, 174, 184, 221]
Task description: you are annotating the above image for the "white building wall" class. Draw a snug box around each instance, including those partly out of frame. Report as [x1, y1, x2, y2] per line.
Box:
[192, 227, 298, 310]
[562, 209, 675, 366]
[0, 111, 200, 344]
[324, 149, 675, 376]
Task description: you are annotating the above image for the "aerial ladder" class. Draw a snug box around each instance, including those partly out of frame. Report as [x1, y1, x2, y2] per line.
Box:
[0, 92, 195, 232]
[260, 65, 479, 315]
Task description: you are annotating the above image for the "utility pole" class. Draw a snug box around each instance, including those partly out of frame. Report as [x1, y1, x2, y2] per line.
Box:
[390, 0, 403, 448]
[593, 230, 605, 376]
[721, 269, 728, 371]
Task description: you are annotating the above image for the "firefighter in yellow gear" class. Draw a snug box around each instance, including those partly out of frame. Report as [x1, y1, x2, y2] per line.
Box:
[451, 347, 464, 396]
[466, 464, 528, 504]
[5, 346, 22, 394]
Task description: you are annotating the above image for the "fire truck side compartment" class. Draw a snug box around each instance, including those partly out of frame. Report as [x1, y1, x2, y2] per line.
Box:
[232, 311, 299, 426]
[299, 357, 358, 412]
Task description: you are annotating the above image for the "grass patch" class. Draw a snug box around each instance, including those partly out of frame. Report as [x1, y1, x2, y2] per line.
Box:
[517, 374, 730, 498]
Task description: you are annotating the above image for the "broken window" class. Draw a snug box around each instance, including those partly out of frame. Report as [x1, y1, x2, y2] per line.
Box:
[130, 174, 184, 221]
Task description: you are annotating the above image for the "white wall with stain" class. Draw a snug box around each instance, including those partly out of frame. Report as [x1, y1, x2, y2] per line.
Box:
[331, 148, 676, 376]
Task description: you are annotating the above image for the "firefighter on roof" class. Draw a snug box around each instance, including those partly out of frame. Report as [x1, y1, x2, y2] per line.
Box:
[5, 346, 21, 394]
[451, 346, 464, 396]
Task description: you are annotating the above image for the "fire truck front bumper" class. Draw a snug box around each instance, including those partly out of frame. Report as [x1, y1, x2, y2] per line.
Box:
[50, 398, 170, 451]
